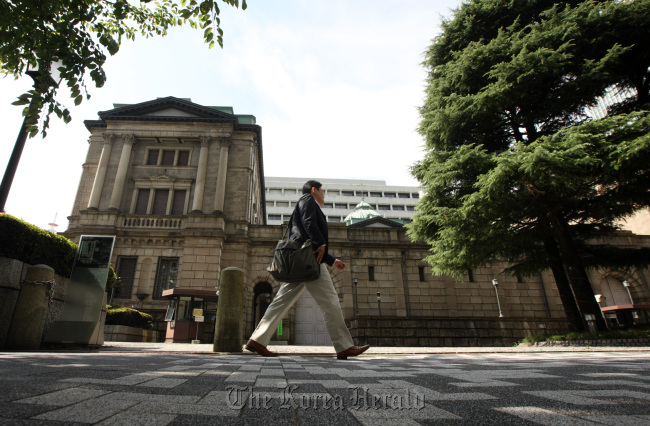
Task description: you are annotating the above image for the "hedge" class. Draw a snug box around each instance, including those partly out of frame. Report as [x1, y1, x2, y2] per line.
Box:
[0, 214, 77, 277]
[106, 305, 153, 329]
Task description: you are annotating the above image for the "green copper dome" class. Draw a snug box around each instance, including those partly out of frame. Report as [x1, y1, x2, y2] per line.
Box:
[344, 200, 383, 226]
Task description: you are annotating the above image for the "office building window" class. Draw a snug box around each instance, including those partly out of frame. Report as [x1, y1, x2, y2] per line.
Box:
[116, 256, 138, 299]
[370, 192, 383, 197]
[412, 193, 420, 199]
[171, 190, 186, 215]
[335, 203, 347, 209]
[392, 205, 405, 211]
[327, 216, 341, 222]
[154, 257, 179, 299]
[135, 189, 150, 214]
[323, 203, 333, 208]
[268, 214, 281, 221]
[378, 205, 390, 211]
[368, 266, 375, 281]
[342, 191, 354, 196]
[385, 192, 396, 198]
[398, 193, 410, 198]
[152, 189, 169, 214]
[467, 269, 475, 283]
[419, 266, 426, 282]
[407, 206, 415, 211]
[145, 148, 191, 166]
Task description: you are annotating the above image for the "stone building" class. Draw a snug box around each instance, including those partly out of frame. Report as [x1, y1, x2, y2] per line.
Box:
[64, 97, 650, 347]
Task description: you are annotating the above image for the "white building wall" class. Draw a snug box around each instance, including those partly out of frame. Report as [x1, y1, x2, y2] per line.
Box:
[264, 177, 421, 225]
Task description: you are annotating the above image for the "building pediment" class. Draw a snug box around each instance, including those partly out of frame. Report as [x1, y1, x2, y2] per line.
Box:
[83, 96, 257, 130]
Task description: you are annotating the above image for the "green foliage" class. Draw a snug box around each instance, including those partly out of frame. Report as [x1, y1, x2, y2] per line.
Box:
[410, 0, 650, 278]
[521, 325, 650, 343]
[0, 213, 77, 277]
[106, 305, 153, 329]
[105, 266, 120, 296]
[0, 0, 247, 137]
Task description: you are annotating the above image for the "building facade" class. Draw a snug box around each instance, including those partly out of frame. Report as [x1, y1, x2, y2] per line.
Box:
[264, 177, 420, 225]
[63, 97, 650, 347]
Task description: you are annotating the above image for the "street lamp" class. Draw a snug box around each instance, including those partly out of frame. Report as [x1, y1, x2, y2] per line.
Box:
[353, 276, 359, 316]
[0, 59, 63, 213]
[622, 280, 634, 304]
[492, 278, 504, 318]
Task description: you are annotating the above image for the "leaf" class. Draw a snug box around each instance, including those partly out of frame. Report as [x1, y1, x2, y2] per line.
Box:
[74, 95, 83, 105]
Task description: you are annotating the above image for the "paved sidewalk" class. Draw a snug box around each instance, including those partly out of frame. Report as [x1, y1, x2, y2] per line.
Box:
[100, 341, 650, 354]
[2, 344, 650, 425]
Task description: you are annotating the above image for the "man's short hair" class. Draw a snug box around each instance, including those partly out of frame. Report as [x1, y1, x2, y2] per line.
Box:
[303, 180, 322, 194]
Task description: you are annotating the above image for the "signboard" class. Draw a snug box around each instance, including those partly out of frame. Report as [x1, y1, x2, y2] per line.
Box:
[44, 235, 115, 344]
[194, 316, 205, 322]
[192, 308, 203, 317]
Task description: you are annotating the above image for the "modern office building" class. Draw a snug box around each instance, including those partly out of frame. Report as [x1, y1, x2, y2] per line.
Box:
[264, 177, 421, 225]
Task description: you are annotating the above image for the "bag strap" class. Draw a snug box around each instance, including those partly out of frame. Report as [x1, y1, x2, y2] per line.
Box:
[283, 205, 298, 240]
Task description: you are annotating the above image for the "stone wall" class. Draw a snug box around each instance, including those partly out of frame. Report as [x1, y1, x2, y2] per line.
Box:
[0, 257, 69, 349]
[104, 325, 159, 342]
[349, 317, 570, 347]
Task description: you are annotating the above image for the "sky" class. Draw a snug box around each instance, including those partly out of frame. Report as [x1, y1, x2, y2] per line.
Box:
[0, 0, 461, 231]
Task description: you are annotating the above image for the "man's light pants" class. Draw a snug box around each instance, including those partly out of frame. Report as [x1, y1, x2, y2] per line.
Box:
[250, 263, 354, 353]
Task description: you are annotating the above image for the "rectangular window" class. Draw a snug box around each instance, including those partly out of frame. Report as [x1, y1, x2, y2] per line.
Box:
[412, 193, 420, 199]
[161, 150, 175, 166]
[398, 193, 410, 198]
[419, 266, 426, 282]
[467, 269, 475, 283]
[176, 150, 190, 166]
[370, 192, 383, 198]
[517, 274, 524, 283]
[135, 188, 150, 214]
[276, 202, 289, 207]
[378, 205, 390, 210]
[171, 190, 186, 215]
[327, 190, 340, 196]
[323, 203, 333, 209]
[357, 191, 368, 197]
[327, 216, 341, 222]
[384, 192, 396, 198]
[342, 191, 354, 196]
[154, 257, 179, 299]
[116, 257, 138, 299]
[152, 189, 169, 214]
[392, 205, 405, 211]
[268, 214, 282, 221]
[335, 203, 347, 209]
[146, 150, 159, 166]
[268, 188, 282, 194]
[368, 266, 375, 281]
[407, 206, 415, 211]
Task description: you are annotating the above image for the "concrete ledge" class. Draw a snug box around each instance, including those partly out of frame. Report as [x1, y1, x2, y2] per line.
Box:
[104, 325, 159, 342]
[522, 338, 650, 347]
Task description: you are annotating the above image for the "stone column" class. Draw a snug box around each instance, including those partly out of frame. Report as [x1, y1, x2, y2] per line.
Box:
[87, 133, 114, 210]
[109, 134, 136, 211]
[213, 137, 231, 213]
[191, 136, 211, 212]
[213, 267, 245, 353]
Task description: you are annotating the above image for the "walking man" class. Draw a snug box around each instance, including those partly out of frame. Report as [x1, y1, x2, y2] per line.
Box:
[246, 180, 370, 360]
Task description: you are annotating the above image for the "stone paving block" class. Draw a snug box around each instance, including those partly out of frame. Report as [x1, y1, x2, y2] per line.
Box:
[496, 406, 595, 425]
[15, 387, 110, 406]
[33, 394, 141, 423]
[136, 378, 189, 388]
[95, 412, 177, 426]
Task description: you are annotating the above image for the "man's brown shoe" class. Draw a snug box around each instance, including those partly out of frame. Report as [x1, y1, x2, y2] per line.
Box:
[245, 339, 279, 357]
[336, 344, 370, 360]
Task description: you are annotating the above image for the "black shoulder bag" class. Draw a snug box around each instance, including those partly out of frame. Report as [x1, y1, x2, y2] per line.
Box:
[267, 208, 321, 283]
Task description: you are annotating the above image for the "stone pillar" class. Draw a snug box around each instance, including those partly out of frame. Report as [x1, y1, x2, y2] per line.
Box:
[213, 137, 231, 213]
[87, 133, 114, 210]
[5, 265, 54, 350]
[191, 136, 211, 212]
[109, 134, 136, 211]
[213, 267, 244, 353]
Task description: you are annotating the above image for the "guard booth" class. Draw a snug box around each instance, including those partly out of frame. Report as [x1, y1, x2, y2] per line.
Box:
[162, 289, 218, 343]
[601, 304, 650, 329]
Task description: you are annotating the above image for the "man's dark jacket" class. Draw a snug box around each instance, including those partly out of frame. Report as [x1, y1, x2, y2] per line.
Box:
[289, 193, 336, 266]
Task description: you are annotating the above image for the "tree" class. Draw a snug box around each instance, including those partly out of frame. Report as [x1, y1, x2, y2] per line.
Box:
[409, 0, 650, 331]
[0, 0, 247, 137]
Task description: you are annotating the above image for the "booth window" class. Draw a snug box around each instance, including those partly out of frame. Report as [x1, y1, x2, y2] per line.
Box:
[154, 257, 179, 299]
[116, 256, 138, 298]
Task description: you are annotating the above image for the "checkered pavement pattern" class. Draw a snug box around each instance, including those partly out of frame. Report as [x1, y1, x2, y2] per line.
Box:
[1, 351, 649, 425]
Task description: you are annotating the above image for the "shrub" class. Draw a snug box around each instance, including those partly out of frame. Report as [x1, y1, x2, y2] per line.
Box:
[106, 306, 153, 329]
[0, 214, 77, 277]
